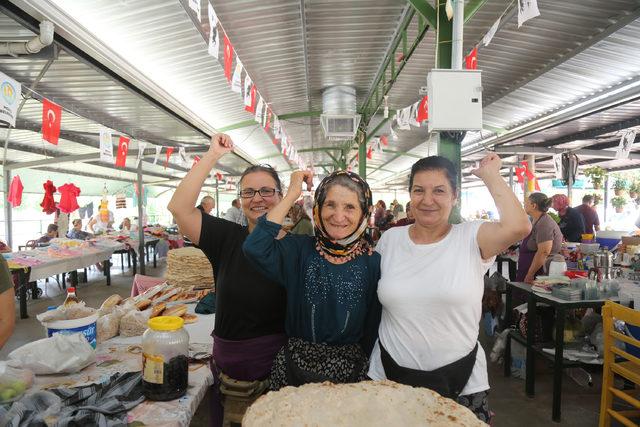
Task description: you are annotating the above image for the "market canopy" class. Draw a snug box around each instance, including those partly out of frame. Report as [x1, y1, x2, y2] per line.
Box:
[0, 0, 640, 192]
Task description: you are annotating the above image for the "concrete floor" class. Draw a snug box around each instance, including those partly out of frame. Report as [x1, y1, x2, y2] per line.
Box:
[1, 260, 603, 426]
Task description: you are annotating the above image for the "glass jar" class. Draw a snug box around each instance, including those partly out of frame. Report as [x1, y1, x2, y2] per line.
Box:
[142, 316, 190, 401]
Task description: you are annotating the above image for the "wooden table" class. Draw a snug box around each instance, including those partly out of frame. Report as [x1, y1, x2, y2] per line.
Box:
[503, 281, 614, 422]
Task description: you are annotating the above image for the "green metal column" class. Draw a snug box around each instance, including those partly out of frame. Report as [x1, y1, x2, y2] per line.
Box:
[435, 0, 462, 223]
[358, 132, 367, 179]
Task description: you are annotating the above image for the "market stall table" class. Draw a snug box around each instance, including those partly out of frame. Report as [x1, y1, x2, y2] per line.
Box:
[15, 308, 215, 426]
[503, 281, 615, 422]
[95, 235, 159, 275]
[4, 241, 118, 319]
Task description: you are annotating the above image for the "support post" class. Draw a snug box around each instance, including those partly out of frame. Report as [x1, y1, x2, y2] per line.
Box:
[359, 133, 367, 179]
[509, 167, 514, 192]
[136, 163, 146, 275]
[215, 177, 220, 217]
[604, 175, 609, 223]
[525, 155, 535, 199]
[3, 169, 11, 249]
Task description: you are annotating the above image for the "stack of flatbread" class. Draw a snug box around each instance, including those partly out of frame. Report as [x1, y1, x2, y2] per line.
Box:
[243, 380, 488, 426]
[166, 247, 214, 289]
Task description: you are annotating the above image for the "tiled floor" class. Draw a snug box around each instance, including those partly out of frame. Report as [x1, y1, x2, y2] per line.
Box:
[2, 261, 602, 426]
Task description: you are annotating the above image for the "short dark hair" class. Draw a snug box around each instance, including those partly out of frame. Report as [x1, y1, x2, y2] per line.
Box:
[409, 156, 457, 193]
[47, 224, 58, 233]
[582, 194, 594, 204]
[529, 192, 552, 212]
[72, 219, 82, 226]
[239, 164, 283, 193]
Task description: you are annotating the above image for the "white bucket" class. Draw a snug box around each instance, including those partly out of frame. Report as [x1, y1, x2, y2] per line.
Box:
[43, 313, 99, 349]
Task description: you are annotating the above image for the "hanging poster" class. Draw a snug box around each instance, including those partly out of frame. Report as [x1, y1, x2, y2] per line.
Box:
[135, 141, 147, 168]
[483, 17, 501, 46]
[99, 129, 114, 163]
[231, 59, 243, 93]
[153, 145, 162, 164]
[0, 71, 20, 127]
[189, 0, 202, 22]
[517, 0, 540, 28]
[207, 3, 219, 58]
[616, 130, 637, 160]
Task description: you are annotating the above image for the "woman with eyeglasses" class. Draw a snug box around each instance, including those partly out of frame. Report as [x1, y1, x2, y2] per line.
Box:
[243, 169, 380, 391]
[168, 134, 287, 426]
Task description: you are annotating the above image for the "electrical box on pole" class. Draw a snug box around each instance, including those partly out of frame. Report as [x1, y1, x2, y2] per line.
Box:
[427, 69, 483, 132]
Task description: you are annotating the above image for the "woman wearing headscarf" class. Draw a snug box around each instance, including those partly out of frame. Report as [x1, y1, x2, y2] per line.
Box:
[517, 193, 563, 284]
[551, 194, 585, 243]
[367, 153, 531, 423]
[288, 203, 314, 236]
[243, 170, 380, 390]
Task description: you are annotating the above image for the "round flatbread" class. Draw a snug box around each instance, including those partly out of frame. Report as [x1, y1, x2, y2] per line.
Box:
[182, 313, 198, 324]
[243, 380, 487, 427]
[150, 302, 166, 318]
[100, 294, 123, 310]
[163, 304, 187, 317]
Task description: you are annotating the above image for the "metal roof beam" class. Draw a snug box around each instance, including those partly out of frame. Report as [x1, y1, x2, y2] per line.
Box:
[464, 0, 489, 23]
[407, 0, 437, 28]
[537, 116, 640, 149]
[493, 145, 640, 161]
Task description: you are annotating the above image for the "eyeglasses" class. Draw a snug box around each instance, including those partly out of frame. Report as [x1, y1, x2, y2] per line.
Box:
[239, 187, 279, 199]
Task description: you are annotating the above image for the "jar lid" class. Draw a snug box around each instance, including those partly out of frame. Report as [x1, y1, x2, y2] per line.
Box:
[148, 316, 184, 331]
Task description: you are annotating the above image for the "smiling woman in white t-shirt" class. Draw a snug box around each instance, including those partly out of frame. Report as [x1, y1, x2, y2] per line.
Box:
[367, 153, 531, 423]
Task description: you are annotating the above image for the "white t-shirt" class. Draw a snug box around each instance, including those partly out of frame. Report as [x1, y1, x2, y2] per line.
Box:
[368, 221, 495, 396]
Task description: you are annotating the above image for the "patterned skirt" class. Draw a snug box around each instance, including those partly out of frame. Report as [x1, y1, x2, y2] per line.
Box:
[270, 337, 369, 391]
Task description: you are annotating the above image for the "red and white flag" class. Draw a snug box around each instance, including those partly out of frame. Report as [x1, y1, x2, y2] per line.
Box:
[42, 98, 62, 145]
[366, 146, 373, 160]
[115, 136, 129, 168]
[164, 147, 174, 169]
[417, 96, 428, 123]
[223, 34, 234, 82]
[465, 47, 478, 70]
[380, 135, 388, 146]
[192, 155, 201, 168]
[264, 108, 271, 130]
[214, 171, 223, 181]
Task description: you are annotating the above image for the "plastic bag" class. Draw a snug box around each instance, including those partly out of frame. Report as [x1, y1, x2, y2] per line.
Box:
[119, 309, 151, 337]
[7, 333, 95, 374]
[0, 363, 34, 404]
[36, 301, 96, 323]
[0, 390, 61, 427]
[97, 312, 120, 343]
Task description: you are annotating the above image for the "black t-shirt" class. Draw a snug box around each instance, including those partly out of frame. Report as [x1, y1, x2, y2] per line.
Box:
[198, 211, 286, 340]
[559, 207, 585, 243]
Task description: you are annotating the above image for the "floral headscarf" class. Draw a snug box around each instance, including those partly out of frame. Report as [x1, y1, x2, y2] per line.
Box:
[312, 170, 373, 262]
[552, 194, 570, 214]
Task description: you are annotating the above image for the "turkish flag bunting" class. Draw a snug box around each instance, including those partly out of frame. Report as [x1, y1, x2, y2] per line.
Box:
[417, 96, 429, 123]
[192, 155, 201, 168]
[245, 85, 257, 113]
[223, 33, 234, 82]
[380, 135, 388, 146]
[164, 147, 174, 169]
[42, 98, 62, 145]
[264, 109, 272, 130]
[465, 47, 478, 70]
[215, 172, 223, 181]
[115, 136, 129, 168]
[366, 146, 373, 160]
[273, 138, 279, 145]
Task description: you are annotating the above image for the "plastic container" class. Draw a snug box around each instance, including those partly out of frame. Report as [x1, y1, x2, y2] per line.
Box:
[43, 312, 99, 349]
[142, 316, 190, 401]
[596, 237, 621, 251]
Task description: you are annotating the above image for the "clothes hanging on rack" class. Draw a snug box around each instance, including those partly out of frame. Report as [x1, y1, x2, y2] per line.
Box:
[7, 175, 23, 207]
[115, 194, 127, 209]
[78, 202, 94, 219]
[40, 180, 57, 214]
[58, 183, 81, 214]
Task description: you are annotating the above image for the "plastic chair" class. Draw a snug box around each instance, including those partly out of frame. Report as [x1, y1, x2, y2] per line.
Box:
[24, 240, 37, 250]
[599, 301, 640, 426]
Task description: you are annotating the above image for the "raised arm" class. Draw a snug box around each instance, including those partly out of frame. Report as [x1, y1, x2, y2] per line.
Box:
[167, 134, 233, 245]
[266, 170, 313, 225]
[474, 153, 532, 259]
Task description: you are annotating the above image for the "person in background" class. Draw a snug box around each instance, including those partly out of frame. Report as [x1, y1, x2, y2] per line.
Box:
[119, 217, 138, 232]
[35, 224, 58, 245]
[197, 195, 215, 215]
[288, 203, 314, 236]
[168, 134, 286, 426]
[575, 194, 600, 235]
[391, 202, 414, 228]
[551, 194, 585, 243]
[0, 256, 15, 349]
[224, 198, 244, 225]
[368, 154, 531, 423]
[374, 200, 386, 228]
[391, 199, 404, 220]
[0, 240, 11, 253]
[88, 210, 114, 234]
[67, 219, 92, 240]
[517, 193, 563, 284]
[243, 169, 380, 391]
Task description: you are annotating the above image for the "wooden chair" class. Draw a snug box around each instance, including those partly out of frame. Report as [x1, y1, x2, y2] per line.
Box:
[599, 300, 640, 426]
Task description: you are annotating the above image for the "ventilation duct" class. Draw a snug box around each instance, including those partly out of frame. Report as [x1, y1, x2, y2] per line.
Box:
[320, 86, 361, 141]
[0, 21, 55, 56]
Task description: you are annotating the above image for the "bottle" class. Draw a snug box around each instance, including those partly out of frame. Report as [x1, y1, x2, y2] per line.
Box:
[63, 287, 79, 306]
[142, 316, 190, 401]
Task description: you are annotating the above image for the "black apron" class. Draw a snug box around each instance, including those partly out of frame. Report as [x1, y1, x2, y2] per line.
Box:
[379, 340, 478, 399]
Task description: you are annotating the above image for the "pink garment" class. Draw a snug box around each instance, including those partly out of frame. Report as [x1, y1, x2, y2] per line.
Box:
[7, 175, 23, 207]
[131, 274, 165, 297]
[57, 183, 81, 214]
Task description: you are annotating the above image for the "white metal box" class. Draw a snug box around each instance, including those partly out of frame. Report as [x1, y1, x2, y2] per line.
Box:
[427, 69, 483, 132]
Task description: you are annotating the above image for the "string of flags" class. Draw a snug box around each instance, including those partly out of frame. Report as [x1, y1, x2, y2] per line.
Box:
[464, 0, 541, 70]
[201, 1, 305, 169]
